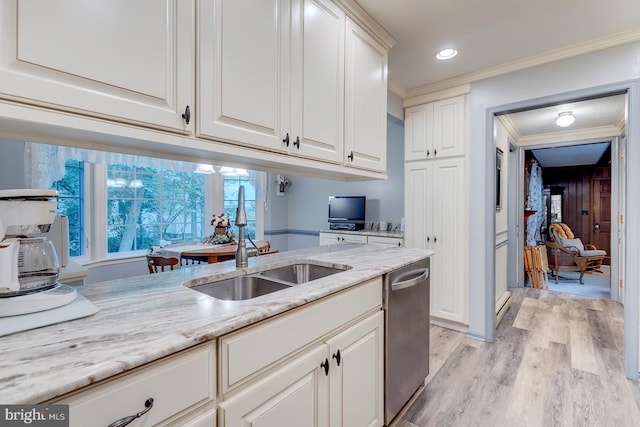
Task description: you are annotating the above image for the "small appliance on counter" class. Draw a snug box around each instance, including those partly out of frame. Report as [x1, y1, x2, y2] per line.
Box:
[0, 189, 78, 317]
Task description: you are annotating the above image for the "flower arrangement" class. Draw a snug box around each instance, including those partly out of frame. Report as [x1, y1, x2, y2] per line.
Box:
[201, 229, 235, 245]
[202, 213, 235, 245]
[210, 213, 231, 228]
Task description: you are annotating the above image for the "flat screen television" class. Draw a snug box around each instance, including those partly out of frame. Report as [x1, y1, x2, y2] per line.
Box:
[328, 196, 366, 230]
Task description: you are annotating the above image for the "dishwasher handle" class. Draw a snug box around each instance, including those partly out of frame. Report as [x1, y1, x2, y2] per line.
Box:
[390, 268, 429, 292]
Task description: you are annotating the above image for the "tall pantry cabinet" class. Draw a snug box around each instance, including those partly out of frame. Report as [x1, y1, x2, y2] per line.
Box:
[404, 95, 468, 330]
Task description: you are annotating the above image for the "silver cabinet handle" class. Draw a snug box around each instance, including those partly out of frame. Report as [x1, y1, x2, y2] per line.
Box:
[108, 398, 154, 427]
[391, 268, 429, 291]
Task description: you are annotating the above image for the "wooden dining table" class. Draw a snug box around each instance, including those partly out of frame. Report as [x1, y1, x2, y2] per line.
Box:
[161, 240, 271, 264]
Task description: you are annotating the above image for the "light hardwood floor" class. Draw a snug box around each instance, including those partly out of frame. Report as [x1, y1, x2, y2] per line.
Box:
[395, 287, 640, 427]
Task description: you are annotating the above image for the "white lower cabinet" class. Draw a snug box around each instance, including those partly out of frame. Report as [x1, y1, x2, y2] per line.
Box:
[218, 279, 383, 427]
[219, 312, 383, 427]
[319, 232, 403, 247]
[55, 343, 216, 427]
[319, 232, 368, 245]
[327, 311, 384, 427]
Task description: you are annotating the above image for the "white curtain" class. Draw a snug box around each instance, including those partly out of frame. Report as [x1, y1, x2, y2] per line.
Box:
[25, 142, 207, 188]
[526, 161, 544, 246]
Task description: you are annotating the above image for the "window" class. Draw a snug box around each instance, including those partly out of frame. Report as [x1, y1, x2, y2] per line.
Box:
[107, 165, 205, 253]
[50, 159, 84, 256]
[223, 174, 257, 239]
[35, 144, 264, 261]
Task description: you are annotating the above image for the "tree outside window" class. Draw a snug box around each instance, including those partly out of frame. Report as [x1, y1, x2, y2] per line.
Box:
[50, 159, 84, 257]
[223, 175, 257, 239]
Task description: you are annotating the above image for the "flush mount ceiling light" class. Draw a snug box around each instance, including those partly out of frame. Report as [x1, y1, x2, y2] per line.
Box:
[436, 48, 458, 60]
[555, 111, 575, 127]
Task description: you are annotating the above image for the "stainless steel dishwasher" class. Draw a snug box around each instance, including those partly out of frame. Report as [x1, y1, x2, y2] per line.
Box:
[383, 258, 430, 424]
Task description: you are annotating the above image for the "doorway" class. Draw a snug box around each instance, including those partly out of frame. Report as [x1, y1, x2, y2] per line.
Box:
[522, 142, 614, 300]
[491, 86, 636, 378]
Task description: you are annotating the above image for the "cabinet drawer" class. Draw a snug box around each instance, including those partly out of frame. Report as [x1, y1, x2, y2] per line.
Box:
[56, 343, 216, 427]
[367, 236, 404, 247]
[220, 278, 382, 394]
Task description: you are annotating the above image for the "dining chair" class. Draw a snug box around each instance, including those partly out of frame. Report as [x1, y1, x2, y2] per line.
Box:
[146, 254, 180, 274]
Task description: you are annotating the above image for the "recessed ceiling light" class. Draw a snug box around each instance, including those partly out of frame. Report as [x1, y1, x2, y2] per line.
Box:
[555, 111, 575, 127]
[436, 48, 458, 60]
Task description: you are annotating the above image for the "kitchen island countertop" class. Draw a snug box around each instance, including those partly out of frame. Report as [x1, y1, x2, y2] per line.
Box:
[0, 243, 432, 404]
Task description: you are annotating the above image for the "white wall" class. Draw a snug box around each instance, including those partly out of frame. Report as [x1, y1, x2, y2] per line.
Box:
[467, 40, 640, 351]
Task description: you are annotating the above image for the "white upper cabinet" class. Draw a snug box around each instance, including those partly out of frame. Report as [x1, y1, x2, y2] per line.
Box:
[0, 0, 194, 133]
[198, 0, 289, 152]
[199, 0, 345, 163]
[405, 95, 466, 161]
[290, 0, 345, 163]
[344, 18, 388, 172]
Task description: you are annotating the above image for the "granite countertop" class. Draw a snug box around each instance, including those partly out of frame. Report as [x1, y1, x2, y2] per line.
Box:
[319, 228, 404, 238]
[0, 244, 432, 404]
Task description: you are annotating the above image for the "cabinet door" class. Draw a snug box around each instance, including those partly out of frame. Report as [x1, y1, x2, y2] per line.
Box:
[198, 0, 289, 152]
[344, 18, 388, 172]
[404, 161, 433, 250]
[319, 232, 341, 246]
[404, 103, 434, 161]
[432, 96, 466, 159]
[327, 312, 384, 427]
[0, 0, 194, 133]
[431, 158, 466, 324]
[218, 345, 329, 427]
[290, 0, 344, 163]
[341, 233, 368, 244]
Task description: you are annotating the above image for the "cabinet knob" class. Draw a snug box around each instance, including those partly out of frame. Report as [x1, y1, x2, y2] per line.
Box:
[398, 241, 401, 247]
[283, 133, 290, 147]
[182, 105, 191, 124]
[108, 398, 154, 427]
[347, 151, 354, 161]
[341, 237, 345, 241]
[426, 149, 430, 157]
[426, 236, 430, 242]
[294, 136, 300, 149]
[434, 148, 438, 156]
[321, 358, 329, 376]
[332, 349, 341, 366]
[434, 236, 437, 243]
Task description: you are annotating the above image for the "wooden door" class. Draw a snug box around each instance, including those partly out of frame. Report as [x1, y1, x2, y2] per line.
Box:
[591, 177, 611, 265]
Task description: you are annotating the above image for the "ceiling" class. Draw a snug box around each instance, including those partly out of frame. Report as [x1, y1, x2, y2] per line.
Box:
[531, 142, 610, 168]
[357, 0, 640, 94]
[354, 0, 635, 165]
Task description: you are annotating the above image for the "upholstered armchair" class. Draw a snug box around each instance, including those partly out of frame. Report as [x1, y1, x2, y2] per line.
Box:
[545, 223, 606, 284]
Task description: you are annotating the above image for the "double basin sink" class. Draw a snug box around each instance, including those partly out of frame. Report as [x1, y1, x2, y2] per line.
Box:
[191, 262, 350, 301]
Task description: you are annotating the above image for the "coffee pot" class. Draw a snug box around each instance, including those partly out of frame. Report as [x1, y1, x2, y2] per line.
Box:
[0, 189, 76, 316]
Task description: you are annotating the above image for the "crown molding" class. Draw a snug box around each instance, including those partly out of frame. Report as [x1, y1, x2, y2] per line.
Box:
[334, 0, 396, 49]
[387, 82, 406, 100]
[400, 28, 640, 99]
[496, 115, 522, 141]
[517, 124, 624, 146]
[403, 84, 470, 108]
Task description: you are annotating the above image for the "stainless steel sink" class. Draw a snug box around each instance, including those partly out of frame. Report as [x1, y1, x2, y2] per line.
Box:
[191, 276, 292, 301]
[259, 263, 348, 284]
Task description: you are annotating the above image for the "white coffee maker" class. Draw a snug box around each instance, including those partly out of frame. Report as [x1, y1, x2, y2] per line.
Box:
[0, 189, 77, 317]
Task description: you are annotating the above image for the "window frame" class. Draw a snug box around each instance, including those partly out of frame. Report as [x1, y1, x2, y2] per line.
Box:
[67, 163, 265, 265]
